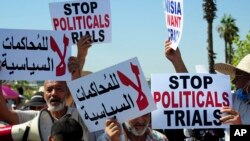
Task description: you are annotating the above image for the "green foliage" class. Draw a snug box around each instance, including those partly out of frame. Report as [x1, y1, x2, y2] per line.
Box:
[230, 31, 250, 90]
[233, 31, 250, 66]
[8, 80, 39, 100]
[202, 0, 217, 22]
[217, 14, 239, 64]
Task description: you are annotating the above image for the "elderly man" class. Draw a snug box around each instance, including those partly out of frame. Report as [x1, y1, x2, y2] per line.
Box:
[98, 113, 168, 141]
[0, 35, 103, 141]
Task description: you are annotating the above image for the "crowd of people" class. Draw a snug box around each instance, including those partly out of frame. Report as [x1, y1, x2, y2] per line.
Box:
[0, 35, 249, 141]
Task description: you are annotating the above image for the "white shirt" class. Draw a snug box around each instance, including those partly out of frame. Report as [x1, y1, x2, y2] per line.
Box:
[16, 107, 104, 141]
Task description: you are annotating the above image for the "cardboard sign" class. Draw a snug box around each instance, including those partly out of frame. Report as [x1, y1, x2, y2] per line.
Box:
[49, 0, 111, 44]
[0, 28, 72, 81]
[163, 0, 183, 50]
[67, 57, 156, 132]
[151, 73, 231, 129]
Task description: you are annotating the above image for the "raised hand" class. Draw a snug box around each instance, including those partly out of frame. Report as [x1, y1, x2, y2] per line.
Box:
[105, 119, 122, 141]
[68, 56, 81, 80]
[164, 39, 188, 73]
[77, 35, 93, 71]
[220, 106, 242, 124]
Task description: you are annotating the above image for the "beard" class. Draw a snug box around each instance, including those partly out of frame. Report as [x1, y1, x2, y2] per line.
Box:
[124, 120, 149, 136]
[46, 97, 66, 112]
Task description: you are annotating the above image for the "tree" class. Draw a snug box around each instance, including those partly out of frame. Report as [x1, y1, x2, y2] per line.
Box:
[202, 0, 217, 73]
[232, 31, 250, 66]
[9, 80, 38, 99]
[217, 14, 239, 64]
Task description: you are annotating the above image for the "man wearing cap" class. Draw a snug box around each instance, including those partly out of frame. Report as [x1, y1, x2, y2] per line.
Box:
[22, 91, 47, 111]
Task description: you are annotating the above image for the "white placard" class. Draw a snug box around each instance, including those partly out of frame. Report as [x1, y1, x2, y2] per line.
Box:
[151, 73, 231, 129]
[0, 28, 72, 81]
[164, 0, 184, 50]
[49, 0, 111, 44]
[67, 57, 156, 132]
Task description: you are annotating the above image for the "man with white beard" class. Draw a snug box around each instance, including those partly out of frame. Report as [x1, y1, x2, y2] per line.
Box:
[0, 35, 103, 141]
[98, 113, 168, 141]
[0, 80, 103, 141]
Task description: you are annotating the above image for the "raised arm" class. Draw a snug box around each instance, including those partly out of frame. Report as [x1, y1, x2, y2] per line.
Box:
[69, 35, 93, 80]
[77, 35, 93, 74]
[68, 35, 93, 80]
[164, 39, 188, 73]
[68, 56, 81, 80]
[67, 35, 93, 107]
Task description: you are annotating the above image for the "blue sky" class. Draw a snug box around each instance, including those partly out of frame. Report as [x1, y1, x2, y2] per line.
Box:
[0, 0, 249, 79]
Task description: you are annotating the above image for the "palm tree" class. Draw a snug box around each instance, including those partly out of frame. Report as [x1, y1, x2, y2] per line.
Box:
[217, 14, 239, 64]
[202, 0, 217, 73]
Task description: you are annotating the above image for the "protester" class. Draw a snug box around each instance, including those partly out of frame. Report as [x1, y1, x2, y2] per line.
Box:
[48, 115, 83, 141]
[0, 69, 101, 141]
[164, 39, 224, 141]
[98, 113, 168, 141]
[165, 41, 250, 126]
[164, 39, 188, 73]
[160, 39, 187, 141]
[16, 86, 26, 109]
[0, 35, 103, 141]
[214, 54, 250, 125]
[214, 54, 250, 141]
[22, 91, 47, 110]
[66, 35, 93, 108]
